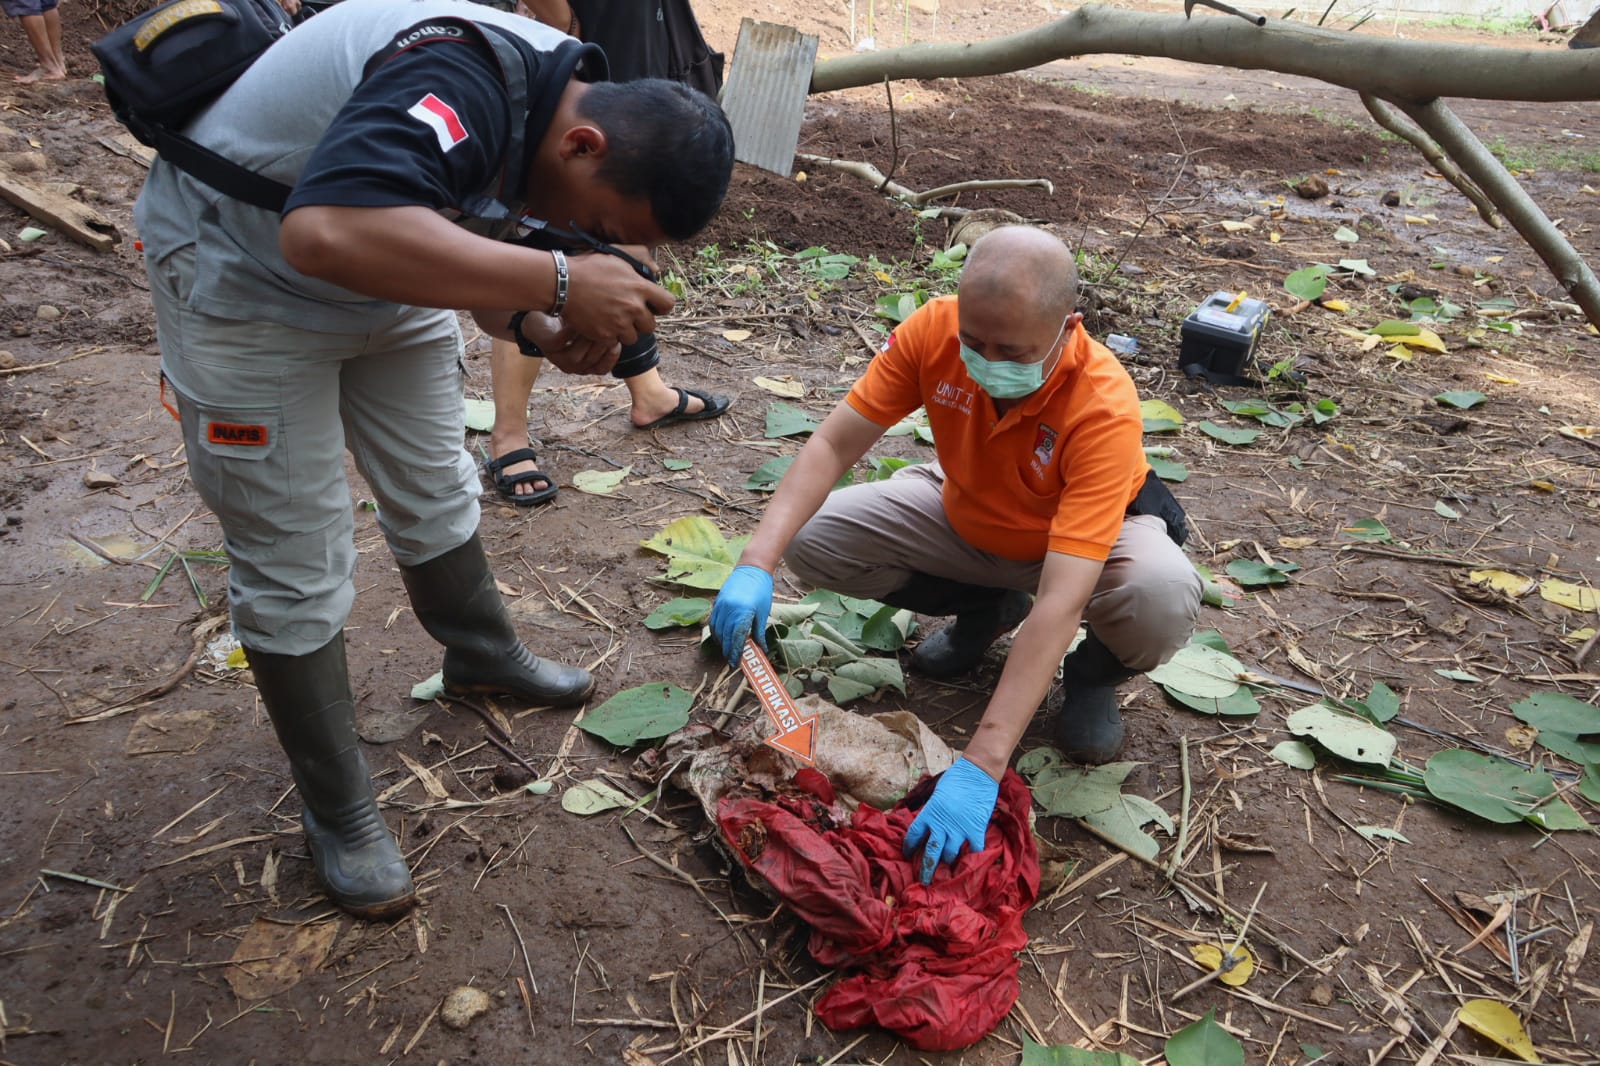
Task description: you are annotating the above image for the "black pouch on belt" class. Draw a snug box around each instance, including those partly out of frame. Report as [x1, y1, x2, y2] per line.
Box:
[1127, 468, 1189, 547]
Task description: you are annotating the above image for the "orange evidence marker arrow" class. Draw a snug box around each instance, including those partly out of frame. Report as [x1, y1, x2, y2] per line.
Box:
[738, 638, 817, 765]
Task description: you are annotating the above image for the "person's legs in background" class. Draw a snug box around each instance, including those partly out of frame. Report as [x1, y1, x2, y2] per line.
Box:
[7, 0, 66, 83]
[484, 333, 729, 502]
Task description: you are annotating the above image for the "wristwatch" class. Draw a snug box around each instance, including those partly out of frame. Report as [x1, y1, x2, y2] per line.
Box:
[506, 311, 543, 357]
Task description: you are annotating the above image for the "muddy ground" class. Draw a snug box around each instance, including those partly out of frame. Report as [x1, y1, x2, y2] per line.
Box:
[2, 1, 1598, 1064]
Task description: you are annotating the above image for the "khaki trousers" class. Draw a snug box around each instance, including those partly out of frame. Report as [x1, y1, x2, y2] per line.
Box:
[785, 462, 1203, 671]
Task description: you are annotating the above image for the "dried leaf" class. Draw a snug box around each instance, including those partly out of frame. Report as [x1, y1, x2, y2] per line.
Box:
[1539, 578, 1599, 612]
[1189, 942, 1256, 986]
[722, 329, 753, 342]
[397, 751, 449, 800]
[752, 374, 803, 398]
[572, 465, 632, 495]
[1468, 569, 1536, 598]
[1456, 1000, 1541, 1063]
[226, 919, 339, 1000]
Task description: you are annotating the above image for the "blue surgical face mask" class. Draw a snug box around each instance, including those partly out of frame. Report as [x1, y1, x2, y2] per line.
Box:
[959, 317, 1069, 400]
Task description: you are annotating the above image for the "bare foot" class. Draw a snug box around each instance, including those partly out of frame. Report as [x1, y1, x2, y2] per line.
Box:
[14, 65, 66, 84]
[486, 434, 552, 500]
[629, 382, 708, 428]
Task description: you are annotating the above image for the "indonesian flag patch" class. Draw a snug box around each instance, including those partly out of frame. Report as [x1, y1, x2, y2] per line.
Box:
[407, 93, 469, 153]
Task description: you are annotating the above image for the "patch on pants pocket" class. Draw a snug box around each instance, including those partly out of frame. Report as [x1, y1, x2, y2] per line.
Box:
[193, 401, 282, 464]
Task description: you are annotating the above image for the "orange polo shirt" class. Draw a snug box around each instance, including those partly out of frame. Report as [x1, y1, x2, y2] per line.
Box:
[846, 295, 1149, 563]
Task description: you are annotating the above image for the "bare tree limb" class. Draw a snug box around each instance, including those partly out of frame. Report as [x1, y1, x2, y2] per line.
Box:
[796, 152, 1051, 211]
[809, 4, 1600, 102]
[1359, 94, 1500, 229]
[1393, 97, 1600, 326]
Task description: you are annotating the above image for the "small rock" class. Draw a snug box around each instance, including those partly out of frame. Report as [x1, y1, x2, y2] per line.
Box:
[36, 305, 62, 321]
[440, 986, 491, 1031]
[83, 469, 120, 489]
[1308, 981, 1335, 1007]
[0, 350, 16, 370]
[1293, 175, 1329, 200]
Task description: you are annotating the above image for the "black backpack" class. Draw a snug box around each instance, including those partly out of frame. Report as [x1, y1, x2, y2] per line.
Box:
[91, 0, 298, 210]
[92, 3, 550, 215]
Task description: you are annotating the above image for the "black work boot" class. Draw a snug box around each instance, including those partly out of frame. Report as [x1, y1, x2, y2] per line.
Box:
[1051, 629, 1139, 764]
[248, 634, 416, 920]
[881, 573, 1032, 678]
[399, 533, 593, 706]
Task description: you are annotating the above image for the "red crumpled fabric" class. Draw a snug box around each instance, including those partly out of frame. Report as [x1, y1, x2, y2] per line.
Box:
[717, 766, 1039, 1051]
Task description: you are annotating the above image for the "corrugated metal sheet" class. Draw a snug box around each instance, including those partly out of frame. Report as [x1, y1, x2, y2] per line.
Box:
[719, 19, 819, 177]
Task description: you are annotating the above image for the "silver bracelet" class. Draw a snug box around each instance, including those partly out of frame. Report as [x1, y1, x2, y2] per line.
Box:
[549, 250, 569, 317]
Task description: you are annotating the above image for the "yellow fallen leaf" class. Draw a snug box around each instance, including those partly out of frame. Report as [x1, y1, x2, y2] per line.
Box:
[1582, 184, 1600, 195]
[1321, 299, 1349, 312]
[1393, 327, 1447, 352]
[1140, 398, 1186, 426]
[1468, 569, 1537, 598]
[1404, 215, 1429, 225]
[1457, 1000, 1541, 1063]
[1386, 343, 1413, 361]
[1325, 168, 1344, 176]
[1565, 627, 1597, 644]
[873, 270, 893, 284]
[1335, 327, 1370, 341]
[1361, 333, 1383, 352]
[1220, 219, 1256, 233]
[752, 375, 804, 398]
[1505, 724, 1538, 752]
[226, 646, 250, 670]
[1278, 536, 1317, 549]
[721, 329, 753, 343]
[1269, 231, 1282, 243]
[1529, 480, 1558, 493]
[1486, 255, 1503, 264]
[1559, 425, 1598, 441]
[1484, 373, 1520, 385]
[1189, 943, 1256, 986]
[794, 171, 807, 182]
[1539, 578, 1600, 612]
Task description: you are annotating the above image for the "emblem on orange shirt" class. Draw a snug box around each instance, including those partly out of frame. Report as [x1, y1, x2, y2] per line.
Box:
[1032, 424, 1058, 466]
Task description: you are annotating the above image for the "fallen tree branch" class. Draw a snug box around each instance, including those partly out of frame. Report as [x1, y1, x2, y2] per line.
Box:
[809, 4, 1600, 102]
[795, 152, 1052, 213]
[1358, 93, 1499, 228]
[1393, 97, 1600, 326]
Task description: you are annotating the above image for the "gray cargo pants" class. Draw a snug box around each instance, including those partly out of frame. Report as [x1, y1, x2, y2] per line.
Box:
[785, 461, 1203, 671]
[149, 250, 480, 655]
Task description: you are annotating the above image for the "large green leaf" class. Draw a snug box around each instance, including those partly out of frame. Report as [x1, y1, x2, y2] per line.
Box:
[578, 683, 693, 747]
[1021, 1038, 1138, 1066]
[1341, 517, 1394, 543]
[1435, 390, 1487, 410]
[1081, 793, 1172, 861]
[765, 402, 820, 438]
[1226, 559, 1299, 587]
[1146, 644, 1247, 699]
[1511, 691, 1599, 736]
[1197, 421, 1261, 446]
[572, 465, 632, 495]
[1030, 762, 1142, 818]
[1147, 455, 1189, 482]
[1424, 750, 1590, 829]
[744, 455, 794, 491]
[1582, 767, 1600, 805]
[1283, 264, 1331, 303]
[1287, 703, 1396, 766]
[1270, 740, 1317, 770]
[1140, 398, 1186, 434]
[1363, 682, 1401, 723]
[860, 605, 916, 651]
[1166, 1010, 1244, 1066]
[1535, 731, 1600, 766]
[640, 516, 746, 590]
[1165, 685, 1261, 717]
[561, 779, 635, 816]
[832, 657, 906, 696]
[643, 597, 712, 630]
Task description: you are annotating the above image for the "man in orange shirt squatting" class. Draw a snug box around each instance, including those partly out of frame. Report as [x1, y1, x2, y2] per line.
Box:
[709, 226, 1203, 883]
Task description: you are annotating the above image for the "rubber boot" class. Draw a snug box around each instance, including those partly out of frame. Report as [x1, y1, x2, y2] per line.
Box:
[248, 634, 417, 920]
[399, 533, 593, 706]
[1051, 629, 1139, 764]
[880, 572, 1032, 678]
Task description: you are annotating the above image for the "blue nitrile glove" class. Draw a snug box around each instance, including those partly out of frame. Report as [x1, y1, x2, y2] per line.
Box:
[710, 565, 774, 663]
[903, 757, 1000, 884]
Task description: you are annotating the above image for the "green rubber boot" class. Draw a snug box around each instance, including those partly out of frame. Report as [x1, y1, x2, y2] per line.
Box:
[400, 533, 593, 706]
[881, 573, 1033, 678]
[248, 634, 417, 920]
[1051, 630, 1139, 764]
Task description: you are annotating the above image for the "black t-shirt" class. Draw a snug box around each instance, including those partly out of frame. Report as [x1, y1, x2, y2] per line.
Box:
[285, 39, 513, 214]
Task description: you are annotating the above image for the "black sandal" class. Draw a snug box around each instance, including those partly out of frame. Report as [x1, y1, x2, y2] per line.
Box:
[633, 386, 732, 431]
[484, 448, 558, 506]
